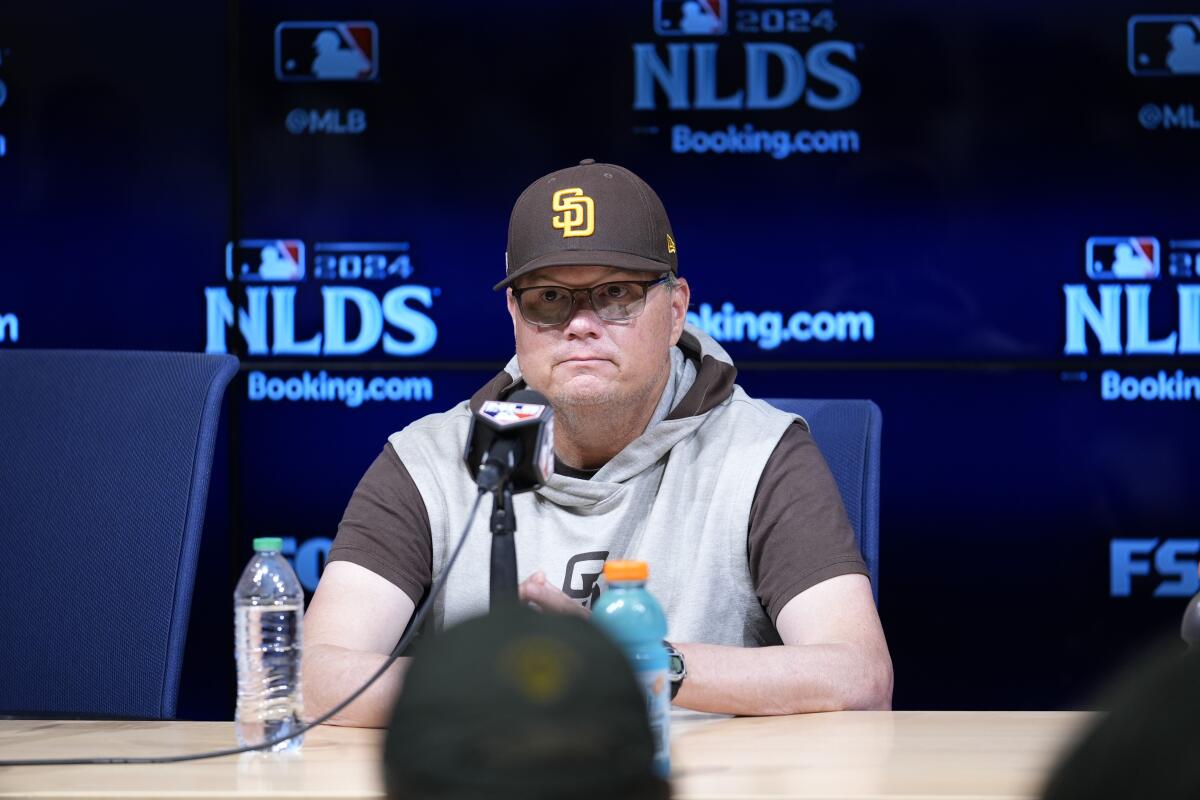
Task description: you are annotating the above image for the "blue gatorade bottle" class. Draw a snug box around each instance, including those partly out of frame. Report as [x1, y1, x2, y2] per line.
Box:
[592, 559, 670, 777]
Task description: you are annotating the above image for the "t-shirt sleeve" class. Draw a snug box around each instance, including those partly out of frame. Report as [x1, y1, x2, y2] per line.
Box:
[749, 421, 870, 624]
[326, 444, 433, 606]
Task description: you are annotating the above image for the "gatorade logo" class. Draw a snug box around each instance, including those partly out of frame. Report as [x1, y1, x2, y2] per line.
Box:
[561, 550, 609, 608]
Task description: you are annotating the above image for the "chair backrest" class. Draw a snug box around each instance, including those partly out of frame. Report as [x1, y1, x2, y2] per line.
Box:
[0, 350, 238, 719]
[764, 399, 882, 599]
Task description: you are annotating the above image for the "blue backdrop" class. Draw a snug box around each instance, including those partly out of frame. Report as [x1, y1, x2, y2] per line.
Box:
[2, 0, 1198, 717]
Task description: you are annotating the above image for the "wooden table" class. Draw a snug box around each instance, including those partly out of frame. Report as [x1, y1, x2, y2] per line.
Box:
[0, 711, 1092, 799]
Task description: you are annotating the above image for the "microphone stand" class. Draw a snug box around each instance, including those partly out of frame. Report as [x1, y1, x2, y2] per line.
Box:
[489, 483, 518, 607]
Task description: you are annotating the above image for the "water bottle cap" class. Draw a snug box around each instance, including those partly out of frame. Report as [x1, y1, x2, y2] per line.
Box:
[253, 537, 284, 552]
[603, 560, 648, 582]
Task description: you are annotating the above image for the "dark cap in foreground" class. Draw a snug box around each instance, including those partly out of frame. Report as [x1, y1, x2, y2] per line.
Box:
[383, 605, 670, 799]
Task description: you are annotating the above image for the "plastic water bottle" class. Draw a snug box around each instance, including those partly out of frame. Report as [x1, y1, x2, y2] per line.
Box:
[591, 560, 670, 777]
[234, 537, 305, 752]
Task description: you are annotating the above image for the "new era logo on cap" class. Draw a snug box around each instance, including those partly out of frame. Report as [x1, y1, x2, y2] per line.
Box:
[496, 159, 679, 290]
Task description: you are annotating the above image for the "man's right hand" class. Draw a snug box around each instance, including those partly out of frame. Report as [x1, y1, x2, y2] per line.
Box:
[302, 561, 417, 728]
[518, 570, 591, 619]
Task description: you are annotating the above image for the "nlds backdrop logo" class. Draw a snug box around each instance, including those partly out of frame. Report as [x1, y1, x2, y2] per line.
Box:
[1065, 236, 1200, 404]
[1064, 236, 1200, 356]
[635, 0, 860, 159]
[634, 0, 857, 112]
[205, 240, 438, 357]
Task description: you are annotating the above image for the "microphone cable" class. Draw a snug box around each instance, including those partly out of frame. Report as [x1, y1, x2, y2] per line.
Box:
[0, 490, 488, 767]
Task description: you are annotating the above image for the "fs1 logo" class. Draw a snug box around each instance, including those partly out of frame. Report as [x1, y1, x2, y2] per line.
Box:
[1064, 237, 1200, 355]
[206, 240, 438, 357]
[275, 21, 379, 81]
[1111, 538, 1199, 597]
[1128, 16, 1200, 76]
[655, 0, 727, 36]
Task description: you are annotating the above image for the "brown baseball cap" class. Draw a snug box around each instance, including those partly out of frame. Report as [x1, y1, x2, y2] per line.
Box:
[495, 159, 678, 290]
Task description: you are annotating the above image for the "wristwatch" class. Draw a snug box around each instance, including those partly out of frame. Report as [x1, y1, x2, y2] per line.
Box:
[663, 640, 686, 700]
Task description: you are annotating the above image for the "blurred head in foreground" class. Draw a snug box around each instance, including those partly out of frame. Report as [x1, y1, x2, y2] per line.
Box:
[1041, 645, 1200, 800]
[384, 606, 669, 800]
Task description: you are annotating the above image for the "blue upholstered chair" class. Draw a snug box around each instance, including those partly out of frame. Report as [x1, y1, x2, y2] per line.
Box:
[0, 350, 238, 719]
[764, 399, 882, 599]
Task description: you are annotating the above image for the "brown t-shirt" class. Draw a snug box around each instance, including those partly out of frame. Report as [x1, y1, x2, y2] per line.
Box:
[329, 420, 867, 624]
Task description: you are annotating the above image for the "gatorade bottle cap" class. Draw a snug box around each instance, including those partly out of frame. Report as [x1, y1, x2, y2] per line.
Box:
[604, 560, 648, 582]
[253, 537, 283, 552]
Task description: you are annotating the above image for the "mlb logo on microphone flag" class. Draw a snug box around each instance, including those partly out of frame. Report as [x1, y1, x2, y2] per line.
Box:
[481, 401, 546, 427]
[275, 21, 379, 81]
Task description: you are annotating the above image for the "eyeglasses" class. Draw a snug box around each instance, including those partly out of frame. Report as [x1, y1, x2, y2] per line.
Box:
[511, 276, 672, 327]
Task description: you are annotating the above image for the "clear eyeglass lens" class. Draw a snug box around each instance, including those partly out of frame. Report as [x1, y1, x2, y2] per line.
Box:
[522, 287, 573, 324]
[593, 282, 645, 320]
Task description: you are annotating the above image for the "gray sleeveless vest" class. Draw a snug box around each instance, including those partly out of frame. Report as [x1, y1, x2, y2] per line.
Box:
[390, 325, 798, 646]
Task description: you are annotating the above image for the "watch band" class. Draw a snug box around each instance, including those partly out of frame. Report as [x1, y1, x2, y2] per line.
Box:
[663, 640, 686, 700]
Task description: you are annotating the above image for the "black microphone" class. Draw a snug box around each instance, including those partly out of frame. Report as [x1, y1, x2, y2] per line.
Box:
[464, 389, 555, 494]
[465, 389, 555, 607]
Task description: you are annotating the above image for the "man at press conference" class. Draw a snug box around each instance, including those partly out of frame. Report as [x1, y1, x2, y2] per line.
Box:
[302, 160, 892, 726]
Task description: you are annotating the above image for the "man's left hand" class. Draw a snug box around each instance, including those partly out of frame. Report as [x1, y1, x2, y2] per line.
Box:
[518, 571, 590, 619]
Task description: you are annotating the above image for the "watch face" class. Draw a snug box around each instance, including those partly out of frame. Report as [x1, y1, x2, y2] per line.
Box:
[667, 651, 684, 678]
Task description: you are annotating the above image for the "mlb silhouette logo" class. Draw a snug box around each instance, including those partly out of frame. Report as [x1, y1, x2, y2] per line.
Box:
[226, 240, 306, 282]
[1127, 16, 1200, 76]
[1085, 237, 1160, 281]
[275, 21, 379, 81]
[480, 401, 545, 427]
[655, 0, 727, 36]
